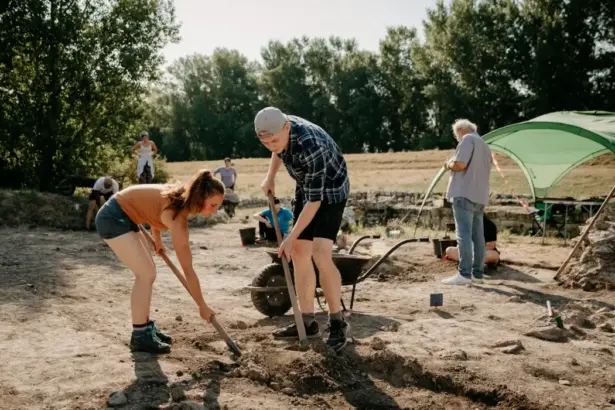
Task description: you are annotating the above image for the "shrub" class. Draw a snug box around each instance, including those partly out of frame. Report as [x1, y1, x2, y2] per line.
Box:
[107, 157, 172, 188]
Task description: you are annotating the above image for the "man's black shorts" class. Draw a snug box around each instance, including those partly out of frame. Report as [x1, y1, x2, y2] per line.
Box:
[293, 197, 347, 241]
[89, 190, 113, 202]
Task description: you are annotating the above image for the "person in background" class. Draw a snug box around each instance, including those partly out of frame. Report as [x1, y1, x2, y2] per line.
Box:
[336, 207, 357, 250]
[86, 176, 120, 231]
[214, 158, 237, 191]
[252, 197, 294, 241]
[445, 214, 500, 266]
[441, 118, 493, 285]
[132, 131, 158, 183]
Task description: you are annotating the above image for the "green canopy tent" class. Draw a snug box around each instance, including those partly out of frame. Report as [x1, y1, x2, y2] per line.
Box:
[411, 111, 615, 232]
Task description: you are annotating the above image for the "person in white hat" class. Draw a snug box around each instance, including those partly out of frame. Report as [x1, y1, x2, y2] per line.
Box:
[254, 106, 351, 353]
[85, 176, 119, 231]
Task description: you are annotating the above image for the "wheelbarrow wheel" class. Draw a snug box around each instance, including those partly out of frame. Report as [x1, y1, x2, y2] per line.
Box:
[250, 263, 292, 317]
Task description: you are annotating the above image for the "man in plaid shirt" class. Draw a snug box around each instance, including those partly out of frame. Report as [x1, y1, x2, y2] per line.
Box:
[255, 106, 350, 352]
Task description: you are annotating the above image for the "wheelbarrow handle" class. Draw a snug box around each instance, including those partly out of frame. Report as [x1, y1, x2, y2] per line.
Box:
[348, 234, 381, 255]
[355, 237, 430, 284]
[348, 237, 429, 311]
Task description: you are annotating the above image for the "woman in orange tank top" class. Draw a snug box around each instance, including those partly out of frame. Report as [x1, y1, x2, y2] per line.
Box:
[95, 169, 225, 354]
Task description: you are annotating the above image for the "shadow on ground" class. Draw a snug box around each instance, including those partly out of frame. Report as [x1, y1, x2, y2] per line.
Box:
[0, 228, 124, 313]
[255, 311, 402, 340]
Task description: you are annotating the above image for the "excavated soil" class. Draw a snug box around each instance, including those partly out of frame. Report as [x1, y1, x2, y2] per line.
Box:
[557, 204, 615, 291]
[1, 213, 615, 409]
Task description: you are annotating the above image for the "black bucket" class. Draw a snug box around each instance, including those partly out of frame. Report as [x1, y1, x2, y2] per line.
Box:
[239, 227, 256, 246]
[432, 238, 458, 258]
[432, 239, 442, 258]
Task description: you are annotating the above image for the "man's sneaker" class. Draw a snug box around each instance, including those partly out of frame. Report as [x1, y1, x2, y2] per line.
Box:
[130, 326, 171, 354]
[272, 321, 321, 340]
[326, 320, 350, 353]
[148, 320, 172, 345]
[441, 274, 472, 285]
[472, 277, 484, 284]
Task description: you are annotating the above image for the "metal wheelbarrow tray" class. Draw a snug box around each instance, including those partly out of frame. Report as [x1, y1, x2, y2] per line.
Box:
[245, 235, 430, 317]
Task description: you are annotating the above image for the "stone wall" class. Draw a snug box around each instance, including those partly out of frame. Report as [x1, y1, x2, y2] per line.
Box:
[234, 190, 594, 236]
[356, 203, 583, 236]
[354, 204, 528, 233]
[236, 190, 534, 209]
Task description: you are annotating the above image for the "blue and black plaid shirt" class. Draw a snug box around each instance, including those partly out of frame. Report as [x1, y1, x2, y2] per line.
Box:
[278, 115, 350, 204]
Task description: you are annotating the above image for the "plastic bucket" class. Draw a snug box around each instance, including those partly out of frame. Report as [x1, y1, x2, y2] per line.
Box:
[239, 227, 256, 246]
[432, 238, 458, 258]
[432, 239, 442, 258]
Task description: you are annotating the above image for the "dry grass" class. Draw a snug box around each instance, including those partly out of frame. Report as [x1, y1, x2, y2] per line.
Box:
[166, 150, 615, 199]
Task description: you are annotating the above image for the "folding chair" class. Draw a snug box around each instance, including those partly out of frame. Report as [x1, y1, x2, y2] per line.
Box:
[531, 201, 550, 236]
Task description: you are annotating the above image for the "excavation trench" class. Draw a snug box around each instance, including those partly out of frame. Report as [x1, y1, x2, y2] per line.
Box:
[194, 343, 541, 409]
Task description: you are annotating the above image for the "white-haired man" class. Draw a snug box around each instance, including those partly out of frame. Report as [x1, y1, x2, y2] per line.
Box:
[442, 119, 493, 285]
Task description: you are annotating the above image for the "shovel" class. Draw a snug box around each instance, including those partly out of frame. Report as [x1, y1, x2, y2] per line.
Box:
[139, 226, 242, 357]
[267, 193, 308, 347]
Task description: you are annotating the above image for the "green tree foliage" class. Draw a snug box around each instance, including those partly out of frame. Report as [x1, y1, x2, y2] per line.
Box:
[3, 0, 615, 188]
[0, 0, 178, 190]
[152, 0, 613, 160]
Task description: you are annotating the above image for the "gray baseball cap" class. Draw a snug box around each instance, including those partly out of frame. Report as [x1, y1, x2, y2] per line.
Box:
[254, 107, 288, 137]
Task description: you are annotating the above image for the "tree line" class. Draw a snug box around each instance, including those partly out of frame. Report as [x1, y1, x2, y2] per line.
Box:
[1, 0, 614, 190]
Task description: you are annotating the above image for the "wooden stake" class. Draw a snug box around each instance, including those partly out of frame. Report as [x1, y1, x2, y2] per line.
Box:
[554, 184, 615, 281]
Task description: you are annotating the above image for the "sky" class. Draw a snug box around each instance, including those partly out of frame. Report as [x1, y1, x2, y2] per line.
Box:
[162, 0, 440, 65]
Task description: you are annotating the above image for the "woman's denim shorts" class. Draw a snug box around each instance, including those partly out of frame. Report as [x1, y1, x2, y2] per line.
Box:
[95, 196, 139, 240]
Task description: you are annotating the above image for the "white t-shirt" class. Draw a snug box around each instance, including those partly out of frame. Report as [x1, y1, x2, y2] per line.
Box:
[92, 177, 119, 194]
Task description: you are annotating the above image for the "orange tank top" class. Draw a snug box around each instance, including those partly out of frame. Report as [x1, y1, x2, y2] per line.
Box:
[115, 184, 183, 230]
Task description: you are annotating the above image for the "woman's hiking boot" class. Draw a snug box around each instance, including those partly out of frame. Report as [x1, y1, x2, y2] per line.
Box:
[148, 319, 172, 345]
[130, 323, 171, 354]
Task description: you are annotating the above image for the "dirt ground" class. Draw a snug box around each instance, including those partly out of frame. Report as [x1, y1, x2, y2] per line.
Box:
[1, 216, 615, 410]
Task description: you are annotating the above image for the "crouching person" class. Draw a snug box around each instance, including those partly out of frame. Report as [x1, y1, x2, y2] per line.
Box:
[86, 176, 119, 231]
[252, 197, 293, 241]
[445, 214, 500, 266]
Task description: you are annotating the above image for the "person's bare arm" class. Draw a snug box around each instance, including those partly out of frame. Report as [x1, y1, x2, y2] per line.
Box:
[131, 142, 141, 155]
[445, 137, 473, 172]
[151, 142, 158, 154]
[287, 146, 326, 237]
[287, 201, 320, 239]
[445, 160, 468, 171]
[262, 154, 282, 196]
[161, 210, 207, 308]
[253, 212, 270, 226]
[151, 227, 164, 254]
[266, 154, 282, 180]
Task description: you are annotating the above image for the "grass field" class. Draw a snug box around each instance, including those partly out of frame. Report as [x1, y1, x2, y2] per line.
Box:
[166, 150, 615, 200]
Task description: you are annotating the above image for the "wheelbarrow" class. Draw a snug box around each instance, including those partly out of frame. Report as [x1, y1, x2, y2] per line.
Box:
[246, 234, 430, 317]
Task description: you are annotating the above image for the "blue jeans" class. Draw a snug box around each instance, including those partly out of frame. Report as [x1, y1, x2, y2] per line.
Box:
[452, 197, 486, 279]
